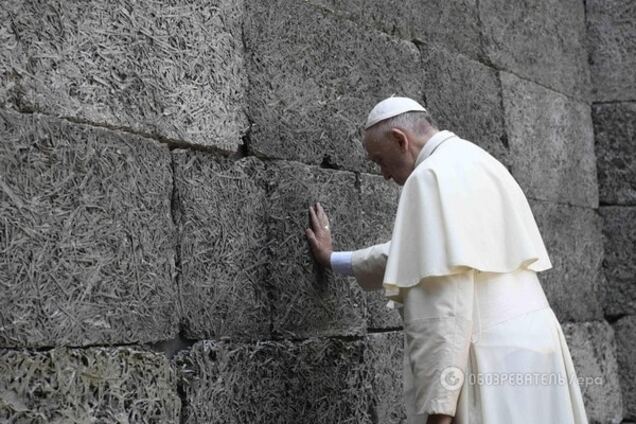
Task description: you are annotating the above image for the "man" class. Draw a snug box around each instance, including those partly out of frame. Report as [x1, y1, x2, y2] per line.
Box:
[305, 97, 588, 424]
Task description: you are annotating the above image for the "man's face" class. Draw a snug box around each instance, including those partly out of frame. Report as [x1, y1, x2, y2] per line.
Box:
[363, 128, 413, 185]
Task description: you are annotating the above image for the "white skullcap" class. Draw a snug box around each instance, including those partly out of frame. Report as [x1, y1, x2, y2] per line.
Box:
[364, 96, 427, 129]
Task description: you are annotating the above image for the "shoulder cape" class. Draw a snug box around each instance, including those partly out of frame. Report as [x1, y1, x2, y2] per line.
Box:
[383, 136, 551, 298]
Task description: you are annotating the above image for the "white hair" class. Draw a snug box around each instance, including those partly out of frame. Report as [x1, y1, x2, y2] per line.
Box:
[366, 110, 437, 138]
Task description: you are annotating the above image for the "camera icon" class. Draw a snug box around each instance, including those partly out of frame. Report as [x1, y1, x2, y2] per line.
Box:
[440, 366, 465, 391]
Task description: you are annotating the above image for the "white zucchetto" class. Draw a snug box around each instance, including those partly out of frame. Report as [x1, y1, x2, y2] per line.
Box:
[364, 96, 427, 129]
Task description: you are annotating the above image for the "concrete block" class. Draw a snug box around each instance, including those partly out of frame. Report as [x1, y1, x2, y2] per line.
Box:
[173, 153, 270, 340]
[502, 73, 598, 208]
[563, 321, 624, 424]
[0, 110, 178, 348]
[614, 316, 636, 420]
[305, 0, 483, 60]
[0, 0, 247, 151]
[245, 0, 423, 173]
[0, 347, 180, 423]
[366, 332, 407, 424]
[359, 174, 402, 330]
[586, 0, 636, 102]
[266, 161, 366, 337]
[421, 46, 508, 165]
[600, 207, 636, 316]
[529, 199, 604, 322]
[176, 338, 373, 423]
[593, 103, 636, 205]
[479, 0, 590, 100]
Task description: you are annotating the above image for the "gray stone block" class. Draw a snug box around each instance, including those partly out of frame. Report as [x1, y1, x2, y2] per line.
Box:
[0, 110, 178, 348]
[0, 0, 247, 151]
[366, 332, 406, 424]
[600, 207, 636, 316]
[0, 347, 180, 423]
[359, 174, 402, 330]
[586, 0, 636, 102]
[479, 0, 590, 100]
[245, 0, 423, 173]
[593, 103, 636, 205]
[266, 161, 366, 337]
[614, 315, 636, 420]
[305, 0, 483, 60]
[529, 199, 604, 322]
[421, 46, 508, 165]
[502, 73, 598, 208]
[173, 153, 270, 340]
[176, 338, 373, 423]
[563, 321, 624, 424]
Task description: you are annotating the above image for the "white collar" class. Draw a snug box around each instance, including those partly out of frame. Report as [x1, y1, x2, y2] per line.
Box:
[415, 130, 456, 167]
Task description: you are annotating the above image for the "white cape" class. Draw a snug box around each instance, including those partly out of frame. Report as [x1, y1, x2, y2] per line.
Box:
[383, 132, 551, 298]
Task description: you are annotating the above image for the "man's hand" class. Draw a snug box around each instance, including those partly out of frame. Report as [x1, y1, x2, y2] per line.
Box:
[305, 202, 333, 269]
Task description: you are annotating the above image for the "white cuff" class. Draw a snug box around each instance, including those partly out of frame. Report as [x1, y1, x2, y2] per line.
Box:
[330, 251, 354, 276]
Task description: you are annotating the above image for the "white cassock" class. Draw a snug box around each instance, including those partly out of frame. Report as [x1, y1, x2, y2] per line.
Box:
[333, 131, 588, 423]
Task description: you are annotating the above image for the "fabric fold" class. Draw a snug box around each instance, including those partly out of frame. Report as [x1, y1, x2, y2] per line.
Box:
[383, 134, 551, 300]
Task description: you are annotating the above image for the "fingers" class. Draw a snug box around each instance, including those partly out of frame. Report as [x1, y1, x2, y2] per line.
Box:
[315, 202, 330, 228]
[308, 204, 321, 232]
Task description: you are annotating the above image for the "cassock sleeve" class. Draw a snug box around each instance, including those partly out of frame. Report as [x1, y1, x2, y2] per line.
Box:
[350, 241, 391, 291]
[402, 269, 475, 417]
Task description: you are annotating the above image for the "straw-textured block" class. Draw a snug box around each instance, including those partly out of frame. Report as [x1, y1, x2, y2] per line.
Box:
[0, 347, 180, 423]
[0, 0, 247, 151]
[266, 161, 366, 338]
[480, 0, 590, 100]
[563, 321, 624, 424]
[614, 316, 636, 420]
[421, 46, 508, 165]
[529, 199, 604, 322]
[586, 0, 636, 102]
[173, 152, 270, 340]
[0, 110, 178, 347]
[593, 103, 636, 205]
[600, 206, 636, 316]
[305, 0, 483, 59]
[176, 338, 373, 423]
[366, 332, 406, 423]
[245, 0, 423, 172]
[358, 174, 402, 330]
[502, 73, 598, 208]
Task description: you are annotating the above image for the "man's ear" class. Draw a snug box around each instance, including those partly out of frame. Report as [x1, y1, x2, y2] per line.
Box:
[390, 128, 409, 152]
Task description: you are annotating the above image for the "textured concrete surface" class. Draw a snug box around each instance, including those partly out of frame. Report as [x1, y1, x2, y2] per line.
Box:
[305, 0, 483, 60]
[366, 332, 406, 424]
[245, 0, 423, 173]
[0, 111, 178, 348]
[480, 0, 590, 100]
[266, 161, 366, 338]
[173, 153, 270, 340]
[421, 46, 508, 165]
[529, 199, 604, 322]
[600, 207, 636, 316]
[0, 347, 180, 423]
[359, 174, 402, 330]
[563, 321, 623, 424]
[0, 0, 247, 151]
[614, 316, 636, 421]
[593, 102, 636, 206]
[586, 0, 636, 102]
[176, 338, 373, 424]
[502, 73, 598, 208]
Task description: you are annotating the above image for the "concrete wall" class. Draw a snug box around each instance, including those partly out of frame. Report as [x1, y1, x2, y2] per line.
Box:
[0, 0, 631, 422]
[587, 0, 636, 422]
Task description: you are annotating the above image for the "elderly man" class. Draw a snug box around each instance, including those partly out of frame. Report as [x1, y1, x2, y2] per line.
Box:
[306, 97, 588, 424]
